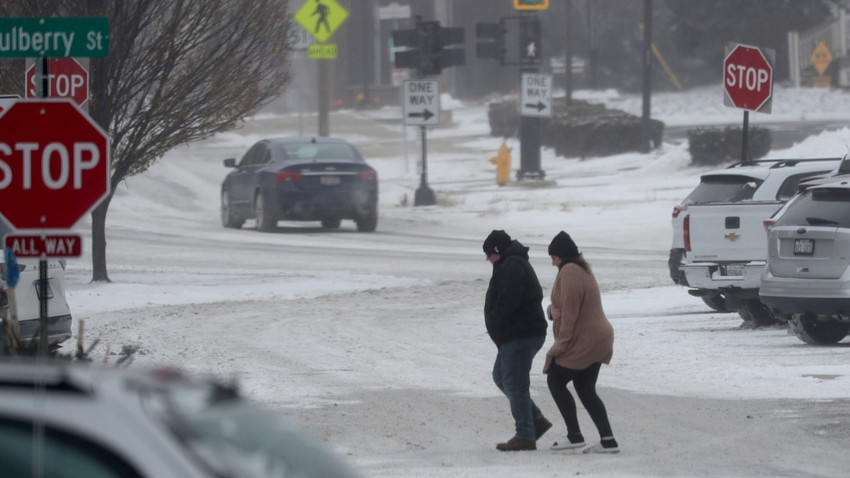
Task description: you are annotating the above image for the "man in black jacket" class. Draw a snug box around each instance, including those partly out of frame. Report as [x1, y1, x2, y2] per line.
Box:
[483, 230, 551, 451]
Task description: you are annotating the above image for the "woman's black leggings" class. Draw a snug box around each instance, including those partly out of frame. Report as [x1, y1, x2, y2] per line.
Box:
[547, 361, 613, 439]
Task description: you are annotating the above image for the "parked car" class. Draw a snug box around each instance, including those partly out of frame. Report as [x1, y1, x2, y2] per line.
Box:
[0, 360, 363, 478]
[669, 158, 840, 315]
[0, 257, 72, 350]
[221, 137, 379, 232]
[760, 179, 850, 344]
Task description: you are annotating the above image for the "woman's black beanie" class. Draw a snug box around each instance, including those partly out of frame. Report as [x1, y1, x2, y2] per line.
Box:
[548, 231, 579, 259]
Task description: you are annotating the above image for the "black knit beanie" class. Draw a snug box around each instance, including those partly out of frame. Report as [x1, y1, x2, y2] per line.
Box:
[548, 231, 579, 259]
[483, 230, 512, 256]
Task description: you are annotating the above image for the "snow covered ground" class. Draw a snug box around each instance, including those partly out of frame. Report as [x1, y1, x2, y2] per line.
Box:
[52, 84, 850, 477]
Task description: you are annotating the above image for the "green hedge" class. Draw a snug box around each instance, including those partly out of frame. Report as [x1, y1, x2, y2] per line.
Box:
[487, 98, 664, 158]
[687, 127, 771, 166]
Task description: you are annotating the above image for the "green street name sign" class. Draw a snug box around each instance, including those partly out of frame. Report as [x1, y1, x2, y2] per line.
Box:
[0, 17, 109, 58]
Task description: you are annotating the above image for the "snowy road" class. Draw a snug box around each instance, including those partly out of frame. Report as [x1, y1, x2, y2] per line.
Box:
[61, 87, 850, 477]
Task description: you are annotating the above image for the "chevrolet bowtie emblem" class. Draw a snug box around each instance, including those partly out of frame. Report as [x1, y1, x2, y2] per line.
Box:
[725, 232, 741, 241]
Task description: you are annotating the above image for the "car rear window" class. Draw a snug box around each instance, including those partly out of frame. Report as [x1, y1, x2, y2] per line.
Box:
[685, 175, 763, 204]
[776, 187, 850, 227]
[282, 143, 361, 162]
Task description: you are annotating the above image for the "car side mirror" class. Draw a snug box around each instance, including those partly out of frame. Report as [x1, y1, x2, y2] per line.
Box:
[223, 158, 236, 168]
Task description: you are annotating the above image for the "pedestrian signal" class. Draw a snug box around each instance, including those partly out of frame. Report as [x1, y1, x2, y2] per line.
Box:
[514, 0, 549, 10]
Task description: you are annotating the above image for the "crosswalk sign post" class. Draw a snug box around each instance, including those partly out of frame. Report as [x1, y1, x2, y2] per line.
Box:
[294, 0, 349, 137]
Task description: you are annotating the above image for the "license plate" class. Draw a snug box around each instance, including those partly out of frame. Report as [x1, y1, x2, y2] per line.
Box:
[320, 175, 340, 186]
[794, 239, 814, 255]
[35, 281, 54, 300]
[722, 265, 744, 276]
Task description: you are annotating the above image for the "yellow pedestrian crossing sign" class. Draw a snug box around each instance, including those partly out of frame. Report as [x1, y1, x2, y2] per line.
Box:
[295, 0, 348, 43]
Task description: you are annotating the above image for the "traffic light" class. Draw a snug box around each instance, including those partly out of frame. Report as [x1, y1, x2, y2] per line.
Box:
[392, 20, 465, 77]
[476, 21, 506, 65]
[519, 16, 541, 64]
[417, 21, 442, 76]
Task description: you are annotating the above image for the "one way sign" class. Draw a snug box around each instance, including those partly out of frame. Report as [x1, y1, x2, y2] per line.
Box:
[520, 73, 552, 118]
[403, 79, 440, 126]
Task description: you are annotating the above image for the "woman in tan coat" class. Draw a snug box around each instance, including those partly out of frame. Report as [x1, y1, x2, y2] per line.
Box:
[543, 231, 619, 454]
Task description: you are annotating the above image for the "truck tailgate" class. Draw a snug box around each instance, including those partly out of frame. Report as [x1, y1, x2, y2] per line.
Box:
[686, 202, 782, 262]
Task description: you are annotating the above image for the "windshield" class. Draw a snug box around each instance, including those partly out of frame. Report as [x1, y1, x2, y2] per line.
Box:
[684, 175, 762, 205]
[775, 187, 850, 228]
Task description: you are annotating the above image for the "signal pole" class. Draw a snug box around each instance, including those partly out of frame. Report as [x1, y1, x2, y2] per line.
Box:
[518, 13, 544, 180]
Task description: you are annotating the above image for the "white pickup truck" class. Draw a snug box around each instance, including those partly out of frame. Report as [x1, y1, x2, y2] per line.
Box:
[678, 158, 841, 325]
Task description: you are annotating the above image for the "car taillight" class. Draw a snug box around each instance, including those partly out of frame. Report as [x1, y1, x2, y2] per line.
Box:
[672, 205, 682, 218]
[357, 170, 377, 181]
[763, 220, 775, 234]
[275, 171, 303, 182]
[683, 214, 691, 251]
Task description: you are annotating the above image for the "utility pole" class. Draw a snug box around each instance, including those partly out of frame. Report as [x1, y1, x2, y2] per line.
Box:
[641, 0, 653, 153]
[564, 0, 573, 105]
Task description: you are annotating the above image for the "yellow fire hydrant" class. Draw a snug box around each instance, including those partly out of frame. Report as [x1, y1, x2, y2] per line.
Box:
[490, 142, 512, 186]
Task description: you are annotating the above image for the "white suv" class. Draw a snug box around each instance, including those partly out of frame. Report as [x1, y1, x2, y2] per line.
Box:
[0, 257, 73, 350]
[760, 179, 850, 344]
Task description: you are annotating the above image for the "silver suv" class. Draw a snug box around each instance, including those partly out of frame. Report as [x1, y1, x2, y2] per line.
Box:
[760, 179, 850, 344]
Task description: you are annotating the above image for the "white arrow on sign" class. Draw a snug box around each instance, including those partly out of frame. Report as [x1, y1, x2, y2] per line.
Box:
[520, 73, 552, 118]
[402, 79, 440, 126]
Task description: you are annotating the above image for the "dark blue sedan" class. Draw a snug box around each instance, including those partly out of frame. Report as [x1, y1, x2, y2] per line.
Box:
[221, 137, 379, 232]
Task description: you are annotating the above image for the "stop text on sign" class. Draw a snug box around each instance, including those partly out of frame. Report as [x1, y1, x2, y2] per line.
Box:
[0, 142, 100, 190]
[725, 64, 770, 93]
[30, 71, 84, 96]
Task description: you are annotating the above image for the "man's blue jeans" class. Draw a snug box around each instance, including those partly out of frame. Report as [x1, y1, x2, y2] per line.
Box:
[492, 335, 545, 440]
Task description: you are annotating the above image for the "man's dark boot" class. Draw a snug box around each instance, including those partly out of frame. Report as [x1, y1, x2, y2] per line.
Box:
[496, 436, 536, 451]
[534, 417, 552, 440]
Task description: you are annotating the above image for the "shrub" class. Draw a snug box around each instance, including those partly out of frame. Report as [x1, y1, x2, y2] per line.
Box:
[487, 98, 664, 158]
[687, 127, 771, 166]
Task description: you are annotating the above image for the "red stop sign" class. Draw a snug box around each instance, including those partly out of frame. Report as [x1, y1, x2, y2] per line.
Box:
[724, 44, 773, 112]
[25, 58, 89, 107]
[0, 100, 110, 230]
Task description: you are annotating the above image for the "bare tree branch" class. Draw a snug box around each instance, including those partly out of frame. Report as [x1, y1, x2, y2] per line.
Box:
[0, 0, 292, 280]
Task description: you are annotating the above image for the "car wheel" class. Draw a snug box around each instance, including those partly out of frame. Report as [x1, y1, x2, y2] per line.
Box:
[701, 295, 730, 313]
[321, 218, 341, 229]
[254, 192, 276, 232]
[220, 190, 243, 229]
[789, 314, 850, 345]
[737, 299, 779, 327]
[355, 205, 378, 232]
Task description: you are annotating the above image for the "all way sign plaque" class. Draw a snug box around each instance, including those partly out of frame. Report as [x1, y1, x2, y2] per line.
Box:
[4, 233, 82, 258]
[402, 79, 440, 126]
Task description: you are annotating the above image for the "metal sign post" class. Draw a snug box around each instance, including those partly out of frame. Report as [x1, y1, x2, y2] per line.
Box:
[402, 79, 440, 206]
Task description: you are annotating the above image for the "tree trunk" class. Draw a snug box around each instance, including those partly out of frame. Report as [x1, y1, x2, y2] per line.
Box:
[90, 193, 113, 282]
